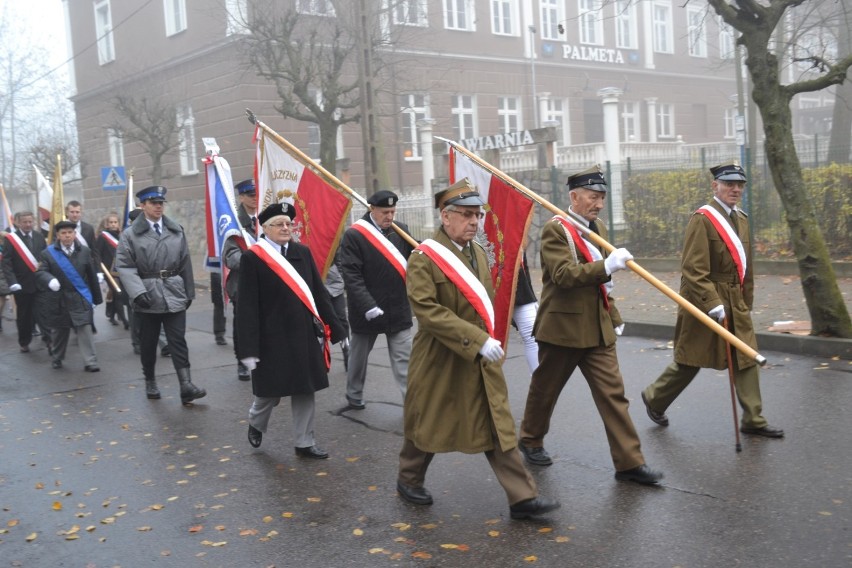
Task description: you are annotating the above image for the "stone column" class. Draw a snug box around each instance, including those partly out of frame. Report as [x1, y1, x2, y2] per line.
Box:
[646, 97, 658, 143]
[417, 118, 437, 234]
[598, 87, 625, 226]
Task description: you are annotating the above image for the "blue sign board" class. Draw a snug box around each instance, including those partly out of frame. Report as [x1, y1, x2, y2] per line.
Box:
[101, 166, 127, 191]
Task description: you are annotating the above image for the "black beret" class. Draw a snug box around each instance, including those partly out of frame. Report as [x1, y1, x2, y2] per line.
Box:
[128, 209, 143, 221]
[235, 179, 256, 194]
[136, 185, 168, 202]
[566, 165, 607, 192]
[710, 162, 747, 182]
[258, 202, 296, 225]
[54, 220, 77, 232]
[367, 190, 399, 208]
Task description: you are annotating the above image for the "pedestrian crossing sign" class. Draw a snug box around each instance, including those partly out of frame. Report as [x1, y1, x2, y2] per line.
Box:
[101, 166, 127, 191]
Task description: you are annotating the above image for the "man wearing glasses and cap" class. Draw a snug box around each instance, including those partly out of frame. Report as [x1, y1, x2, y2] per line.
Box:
[116, 185, 206, 405]
[640, 163, 784, 440]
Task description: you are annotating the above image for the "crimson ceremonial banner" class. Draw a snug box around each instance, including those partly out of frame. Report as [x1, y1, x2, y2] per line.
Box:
[254, 126, 352, 278]
[449, 146, 535, 348]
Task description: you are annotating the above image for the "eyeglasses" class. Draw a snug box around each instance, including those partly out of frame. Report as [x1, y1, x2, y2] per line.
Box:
[267, 221, 291, 228]
[447, 209, 485, 220]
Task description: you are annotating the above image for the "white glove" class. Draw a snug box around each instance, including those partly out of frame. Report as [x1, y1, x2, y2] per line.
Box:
[365, 307, 384, 321]
[97, 272, 104, 283]
[240, 357, 259, 371]
[708, 305, 726, 323]
[478, 337, 505, 363]
[9, 283, 21, 292]
[604, 248, 633, 275]
[614, 323, 625, 336]
[48, 278, 61, 292]
[341, 337, 350, 349]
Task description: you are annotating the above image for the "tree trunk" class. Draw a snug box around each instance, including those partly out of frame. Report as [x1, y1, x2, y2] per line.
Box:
[319, 120, 338, 177]
[745, 42, 852, 337]
[827, 17, 852, 164]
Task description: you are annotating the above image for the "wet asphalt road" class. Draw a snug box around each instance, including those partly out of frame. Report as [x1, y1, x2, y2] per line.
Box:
[0, 302, 850, 567]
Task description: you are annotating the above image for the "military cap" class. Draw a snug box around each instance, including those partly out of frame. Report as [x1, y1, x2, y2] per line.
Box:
[258, 202, 296, 225]
[235, 179, 256, 194]
[54, 220, 77, 232]
[136, 185, 168, 202]
[710, 162, 747, 182]
[434, 178, 485, 209]
[566, 165, 607, 192]
[367, 190, 399, 208]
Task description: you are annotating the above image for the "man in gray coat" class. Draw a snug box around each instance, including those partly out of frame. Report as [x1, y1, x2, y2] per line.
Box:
[116, 186, 205, 405]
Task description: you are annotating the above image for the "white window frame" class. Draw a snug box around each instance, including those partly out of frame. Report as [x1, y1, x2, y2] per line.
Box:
[393, 0, 428, 27]
[164, 0, 187, 37]
[93, 0, 115, 65]
[108, 128, 124, 166]
[452, 95, 478, 142]
[657, 103, 675, 138]
[615, 0, 637, 50]
[497, 96, 522, 134]
[578, 0, 603, 46]
[491, 0, 519, 36]
[401, 93, 429, 161]
[652, 0, 673, 54]
[444, 0, 476, 31]
[621, 101, 640, 142]
[176, 104, 198, 175]
[687, 5, 707, 58]
[543, 97, 570, 146]
[296, 0, 336, 17]
[718, 16, 735, 59]
[723, 107, 736, 139]
[226, 0, 249, 36]
[540, 0, 565, 41]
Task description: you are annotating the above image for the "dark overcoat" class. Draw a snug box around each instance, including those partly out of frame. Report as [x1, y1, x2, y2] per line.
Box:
[2, 229, 47, 294]
[236, 241, 345, 398]
[38, 242, 103, 328]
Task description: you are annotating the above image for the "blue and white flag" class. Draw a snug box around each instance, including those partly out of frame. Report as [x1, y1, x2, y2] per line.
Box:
[204, 154, 246, 275]
[122, 172, 135, 229]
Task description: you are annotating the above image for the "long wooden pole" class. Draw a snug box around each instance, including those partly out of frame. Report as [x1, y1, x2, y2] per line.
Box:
[100, 262, 121, 293]
[438, 137, 766, 366]
[246, 109, 418, 249]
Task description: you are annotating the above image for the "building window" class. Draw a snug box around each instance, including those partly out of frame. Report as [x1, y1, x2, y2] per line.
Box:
[176, 104, 198, 175]
[657, 103, 675, 138]
[621, 101, 640, 142]
[615, 0, 637, 50]
[108, 128, 124, 166]
[401, 93, 429, 160]
[452, 95, 477, 142]
[164, 0, 187, 37]
[297, 0, 336, 17]
[578, 0, 603, 45]
[540, 0, 565, 41]
[723, 107, 736, 139]
[226, 0, 249, 35]
[687, 5, 707, 57]
[497, 96, 522, 134]
[444, 0, 475, 31]
[93, 0, 115, 65]
[718, 17, 735, 59]
[491, 0, 519, 36]
[393, 0, 428, 26]
[543, 97, 569, 146]
[652, 0, 673, 54]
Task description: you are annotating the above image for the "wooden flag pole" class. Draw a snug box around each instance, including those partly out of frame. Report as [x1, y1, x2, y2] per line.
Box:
[246, 109, 418, 249]
[438, 137, 767, 366]
[100, 262, 121, 293]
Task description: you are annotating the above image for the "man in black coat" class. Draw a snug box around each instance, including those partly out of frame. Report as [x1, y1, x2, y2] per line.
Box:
[2, 211, 48, 352]
[65, 201, 98, 262]
[39, 220, 103, 371]
[237, 202, 345, 457]
[338, 190, 415, 409]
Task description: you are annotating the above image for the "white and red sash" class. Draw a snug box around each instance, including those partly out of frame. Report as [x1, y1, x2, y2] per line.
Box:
[552, 216, 610, 311]
[4, 233, 39, 272]
[417, 238, 495, 336]
[75, 230, 89, 248]
[695, 205, 746, 287]
[100, 231, 119, 249]
[251, 239, 331, 370]
[351, 219, 407, 280]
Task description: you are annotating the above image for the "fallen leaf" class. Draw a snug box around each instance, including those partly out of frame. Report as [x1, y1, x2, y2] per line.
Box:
[391, 522, 411, 531]
[101, 517, 115, 525]
[524, 555, 537, 562]
[420, 523, 438, 529]
[7, 520, 19, 527]
[818, 511, 832, 516]
[86, 526, 96, 532]
[239, 529, 258, 536]
[316, 472, 327, 476]
[34, 482, 44, 490]
[346, 457, 360, 462]
[353, 528, 364, 536]
[262, 516, 274, 523]
[167, 496, 179, 502]
[65, 534, 80, 541]
[367, 485, 377, 491]
[138, 526, 152, 532]
[150, 504, 164, 511]
[488, 530, 500, 537]
[411, 551, 432, 559]
[281, 512, 294, 518]
[484, 518, 501, 525]
[537, 527, 552, 533]
[52, 501, 63, 511]
[306, 497, 321, 502]
[440, 544, 459, 549]
[185, 435, 198, 439]
[25, 532, 37, 542]
[555, 536, 570, 543]
[368, 548, 386, 554]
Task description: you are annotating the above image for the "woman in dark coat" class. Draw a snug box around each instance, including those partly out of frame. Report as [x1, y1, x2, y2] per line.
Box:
[94, 212, 129, 328]
[237, 202, 344, 457]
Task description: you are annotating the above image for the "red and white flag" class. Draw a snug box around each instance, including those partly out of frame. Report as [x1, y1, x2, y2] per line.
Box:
[0, 183, 13, 233]
[33, 165, 53, 233]
[254, 126, 352, 278]
[448, 146, 535, 348]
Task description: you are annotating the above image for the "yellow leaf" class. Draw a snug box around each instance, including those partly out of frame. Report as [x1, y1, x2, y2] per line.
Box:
[555, 536, 570, 543]
[211, 541, 227, 547]
[368, 548, 386, 554]
[185, 435, 198, 439]
[86, 526, 96, 532]
[262, 516, 274, 523]
[316, 472, 328, 476]
[524, 555, 538, 562]
[101, 517, 115, 525]
[537, 527, 552, 533]
[66, 525, 80, 535]
[7, 519, 19, 527]
[183, 464, 196, 470]
[484, 518, 501, 525]
[137, 526, 152, 532]
[818, 511, 832, 516]
[150, 504, 164, 510]
[26, 532, 37, 542]
[440, 544, 459, 549]
[346, 456, 360, 462]
[65, 534, 80, 540]
[411, 551, 432, 559]
[239, 529, 257, 536]
[420, 523, 438, 529]
[391, 522, 411, 531]
[266, 530, 278, 537]
[52, 501, 63, 511]
[488, 530, 500, 537]
[215, 525, 226, 531]
[353, 528, 364, 536]
[367, 485, 377, 491]
[281, 512, 294, 518]
[306, 497, 321, 502]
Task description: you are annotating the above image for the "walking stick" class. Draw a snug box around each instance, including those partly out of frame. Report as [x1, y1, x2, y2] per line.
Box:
[723, 317, 743, 452]
[438, 137, 768, 366]
[100, 262, 121, 294]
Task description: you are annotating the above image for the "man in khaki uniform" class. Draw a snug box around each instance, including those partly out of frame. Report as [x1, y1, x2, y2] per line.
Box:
[397, 179, 560, 520]
[518, 165, 664, 485]
[641, 163, 784, 439]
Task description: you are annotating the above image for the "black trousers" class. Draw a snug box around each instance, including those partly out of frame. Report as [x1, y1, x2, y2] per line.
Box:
[210, 272, 226, 338]
[138, 311, 190, 375]
[13, 292, 36, 347]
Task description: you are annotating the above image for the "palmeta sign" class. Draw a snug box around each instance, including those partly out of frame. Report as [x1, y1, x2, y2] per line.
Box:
[460, 130, 536, 151]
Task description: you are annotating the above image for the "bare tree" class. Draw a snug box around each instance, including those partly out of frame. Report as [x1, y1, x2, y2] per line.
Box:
[827, 9, 852, 163]
[708, 0, 852, 337]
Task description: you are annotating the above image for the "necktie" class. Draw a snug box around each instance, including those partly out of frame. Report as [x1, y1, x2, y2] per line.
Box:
[65, 247, 73, 256]
[23, 233, 32, 249]
[281, 245, 287, 257]
[153, 222, 161, 236]
[730, 210, 739, 233]
[589, 220, 600, 234]
[251, 216, 257, 232]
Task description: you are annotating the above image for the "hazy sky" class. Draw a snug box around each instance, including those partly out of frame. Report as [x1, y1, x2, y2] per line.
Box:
[4, 0, 68, 66]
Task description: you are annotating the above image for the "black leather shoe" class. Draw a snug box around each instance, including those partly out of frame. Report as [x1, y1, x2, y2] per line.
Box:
[615, 464, 664, 485]
[161, 345, 171, 357]
[85, 365, 100, 373]
[215, 336, 227, 346]
[19, 345, 30, 353]
[740, 424, 785, 438]
[237, 363, 251, 381]
[346, 397, 366, 410]
[51, 360, 62, 369]
[519, 444, 553, 466]
[247, 425, 262, 448]
[295, 445, 329, 459]
[641, 391, 669, 427]
[133, 345, 141, 355]
[396, 482, 433, 505]
[510, 496, 561, 520]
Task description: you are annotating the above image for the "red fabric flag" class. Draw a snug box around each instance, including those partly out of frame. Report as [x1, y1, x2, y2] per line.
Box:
[449, 146, 535, 348]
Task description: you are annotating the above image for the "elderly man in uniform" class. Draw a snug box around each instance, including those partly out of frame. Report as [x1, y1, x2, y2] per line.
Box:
[518, 165, 664, 486]
[116, 186, 206, 405]
[641, 163, 784, 439]
[237, 202, 345, 457]
[39, 219, 103, 371]
[2, 211, 48, 352]
[397, 179, 560, 520]
[339, 189, 415, 409]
